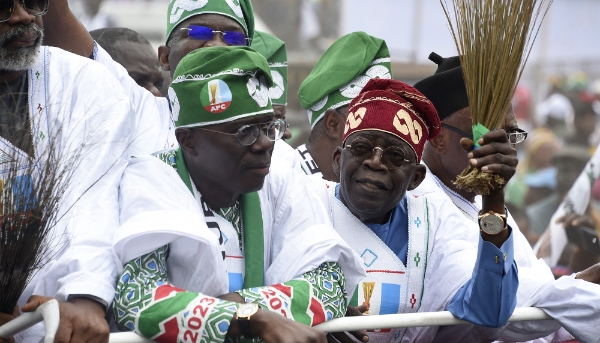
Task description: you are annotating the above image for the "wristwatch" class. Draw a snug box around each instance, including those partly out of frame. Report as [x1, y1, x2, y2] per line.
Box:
[478, 210, 507, 235]
[235, 303, 259, 339]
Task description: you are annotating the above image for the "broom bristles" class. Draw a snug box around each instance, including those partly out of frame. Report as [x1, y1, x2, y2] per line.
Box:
[0, 94, 129, 313]
[441, 0, 553, 193]
[0, 115, 82, 313]
[442, 0, 552, 130]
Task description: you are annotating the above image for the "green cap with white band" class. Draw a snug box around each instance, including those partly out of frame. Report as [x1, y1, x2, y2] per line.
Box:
[251, 31, 288, 106]
[298, 32, 391, 128]
[166, 0, 255, 44]
[168, 46, 273, 128]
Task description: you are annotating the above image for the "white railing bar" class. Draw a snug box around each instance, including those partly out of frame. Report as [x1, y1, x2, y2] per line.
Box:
[0, 299, 60, 343]
[107, 307, 553, 343]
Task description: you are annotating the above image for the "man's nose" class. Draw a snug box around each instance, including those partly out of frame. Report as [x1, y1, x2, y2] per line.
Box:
[8, 1, 36, 25]
[204, 32, 228, 47]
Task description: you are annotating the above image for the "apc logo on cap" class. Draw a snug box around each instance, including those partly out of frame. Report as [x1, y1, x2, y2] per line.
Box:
[202, 80, 232, 113]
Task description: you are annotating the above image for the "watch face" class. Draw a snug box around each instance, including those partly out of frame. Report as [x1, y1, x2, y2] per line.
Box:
[480, 215, 504, 235]
[238, 304, 258, 317]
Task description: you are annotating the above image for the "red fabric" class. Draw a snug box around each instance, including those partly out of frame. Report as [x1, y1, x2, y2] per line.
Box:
[343, 79, 441, 162]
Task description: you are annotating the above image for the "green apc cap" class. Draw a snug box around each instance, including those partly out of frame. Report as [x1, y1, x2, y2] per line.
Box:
[251, 31, 288, 106]
[166, 0, 255, 45]
[298, 31, 391, 128]
[168, 46, 274, 128]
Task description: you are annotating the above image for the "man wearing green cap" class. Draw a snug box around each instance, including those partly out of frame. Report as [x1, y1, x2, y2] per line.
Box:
[250, 30, 304, 171]
[296, 31, 392, 181]
[112, 46, 365, 343]
[250, 31, 290, 139]
[42, 0, 257, 154]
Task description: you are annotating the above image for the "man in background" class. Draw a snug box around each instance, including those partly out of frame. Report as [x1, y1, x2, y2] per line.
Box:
[90, 28, 164, 97]
[296, 31, 391, 181]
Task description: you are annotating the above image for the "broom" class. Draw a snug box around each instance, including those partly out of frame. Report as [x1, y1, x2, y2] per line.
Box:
[441, 0, 553, 194]
[0, 110, 87, 314]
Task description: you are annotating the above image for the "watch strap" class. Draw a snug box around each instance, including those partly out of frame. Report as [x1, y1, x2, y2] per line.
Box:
[238, 316, 253, 339]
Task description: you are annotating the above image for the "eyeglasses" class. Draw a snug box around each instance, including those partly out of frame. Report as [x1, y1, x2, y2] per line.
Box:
[180, 25, 250, 46]
[195, 119, 286, 147]
[441, 124, 528, 145]
[344, 137, 414, 170]
[0, 0, 48, 22]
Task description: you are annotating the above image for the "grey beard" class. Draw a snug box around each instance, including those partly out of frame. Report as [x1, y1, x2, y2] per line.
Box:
[0, 23, 44, 72]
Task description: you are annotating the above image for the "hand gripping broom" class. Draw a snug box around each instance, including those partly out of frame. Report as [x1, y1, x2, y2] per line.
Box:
[441, 0, 553, 194]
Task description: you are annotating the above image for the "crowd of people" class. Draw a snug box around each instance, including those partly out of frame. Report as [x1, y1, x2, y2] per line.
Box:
[1, 0, 600, 342]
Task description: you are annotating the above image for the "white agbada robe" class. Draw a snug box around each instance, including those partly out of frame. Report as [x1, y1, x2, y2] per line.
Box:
[412, 163, 600, 342]
[113, 155, 365, 299]
[12, 46, 136, 343]
[92, 44, 177, 154]
[306, 175, 518, 342]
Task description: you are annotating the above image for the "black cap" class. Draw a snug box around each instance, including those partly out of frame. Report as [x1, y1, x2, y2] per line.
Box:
[414, 52, 469, 121]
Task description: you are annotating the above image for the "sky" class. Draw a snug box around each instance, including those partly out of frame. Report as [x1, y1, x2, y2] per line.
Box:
[341, 0, 600, 65]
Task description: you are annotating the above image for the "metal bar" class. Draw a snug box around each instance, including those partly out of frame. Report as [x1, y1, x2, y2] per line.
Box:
[0, 299, 60, 343]
[314, 307, 552, 332]
[107, 307, 553, 343]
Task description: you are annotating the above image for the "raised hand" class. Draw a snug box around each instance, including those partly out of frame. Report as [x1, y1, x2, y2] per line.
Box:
[460, 129, 519, 187]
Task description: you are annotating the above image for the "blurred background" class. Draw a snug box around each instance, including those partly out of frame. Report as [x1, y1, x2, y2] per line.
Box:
[69, 0, 600, 263]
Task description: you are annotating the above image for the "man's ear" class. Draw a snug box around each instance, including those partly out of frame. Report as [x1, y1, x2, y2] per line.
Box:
[332, 147, 343, 178]
[428, 129, 446, 154]
[158, 45, 171, 72]
[175, 128, 198, 157]
[323, 109, 345, 140]
[407, 164, 427, 191]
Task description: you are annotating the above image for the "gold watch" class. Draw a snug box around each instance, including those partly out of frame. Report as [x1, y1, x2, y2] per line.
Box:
[478, 210, 507, 235]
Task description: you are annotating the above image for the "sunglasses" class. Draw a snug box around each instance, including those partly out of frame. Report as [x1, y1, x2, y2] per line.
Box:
[0, 0, 48, 22]
[195, 119, 286, 147]
[344, 137, 414, 170]
[180, 25, 250, 46]
[442, 124, 528, 145]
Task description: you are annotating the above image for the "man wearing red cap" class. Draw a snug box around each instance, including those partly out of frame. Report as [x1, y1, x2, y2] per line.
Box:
[308, 79, 519, 342]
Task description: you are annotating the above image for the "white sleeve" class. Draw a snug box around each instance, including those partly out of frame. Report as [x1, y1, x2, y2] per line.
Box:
[263, 157, 365, 295]
[31, 55, 135, 306]
[113, 156, 228, 296]
[273, 140, 304, 173]
[93, 43, 176, 155]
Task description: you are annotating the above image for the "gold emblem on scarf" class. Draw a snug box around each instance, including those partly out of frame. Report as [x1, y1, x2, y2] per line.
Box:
[393, 109, 423, 144]
[209, 83, 218, 105]
[345, 107, 367, 134]
[362, 282, 376, 314]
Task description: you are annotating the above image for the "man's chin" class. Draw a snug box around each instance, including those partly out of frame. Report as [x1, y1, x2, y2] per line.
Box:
[0, 43, 42, 72]
[240, 176, 267, 194]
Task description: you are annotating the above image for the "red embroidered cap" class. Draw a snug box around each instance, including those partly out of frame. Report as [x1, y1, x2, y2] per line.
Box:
[342, 79, 441, 162]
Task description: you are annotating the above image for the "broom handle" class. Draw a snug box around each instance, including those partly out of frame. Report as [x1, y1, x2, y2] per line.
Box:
[107, 307, 553, 343]
[0, 299, 60, 343]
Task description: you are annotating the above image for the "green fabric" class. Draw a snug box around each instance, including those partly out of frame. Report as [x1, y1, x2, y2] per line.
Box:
[169, 46, 273, 128]
[157, 147, 265, 289]
[114, 246, 238, 343]
[240, 192, 265, 288]
[175, 147, 193, 193]
[251, 31, 288, 106]
[237, 262, 347, 326]
[472, 123, 490, 148]
[298, 32, 391, 128]
[166, 0, 255, 44]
